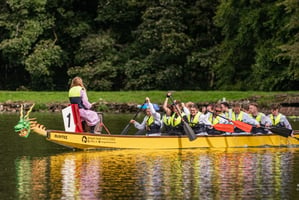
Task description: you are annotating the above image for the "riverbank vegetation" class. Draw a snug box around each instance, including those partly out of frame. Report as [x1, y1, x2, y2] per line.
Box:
[0, 1, 298, 91]
[1, 91, 297, 105]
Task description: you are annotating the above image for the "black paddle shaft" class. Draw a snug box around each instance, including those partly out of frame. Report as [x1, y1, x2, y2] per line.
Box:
[208, 111, 231, 122]
[120, 101, 146, 135]
[168, 96, 197, 141]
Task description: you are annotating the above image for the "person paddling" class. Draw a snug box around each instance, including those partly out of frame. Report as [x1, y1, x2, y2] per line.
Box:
[130, 97, 161, 136]
[162, 92, 190, 135]
[232, 103, 259, 133]
[220, 102, 233, 119]
[187, 104, 211, 135]
[268, 104, 293, 136]
[248, 102, 272, 134]
[207, 104, 228, 135]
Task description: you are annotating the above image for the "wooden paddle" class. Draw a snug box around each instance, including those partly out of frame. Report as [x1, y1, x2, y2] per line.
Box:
[120, 101, 146, 135]
[209, 111, 253, 132]
[101, 122, 111, 135]
[169, 96, 197, 141]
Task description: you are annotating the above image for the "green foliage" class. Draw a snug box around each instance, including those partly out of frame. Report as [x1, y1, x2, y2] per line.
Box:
[25, 40, 64, 90]
[33, 103, 47, 111]
[123, 0, 195, 90]
[186, 47, 219, 89]
[0, 0, 298, 91]
[1, 90, 297, 105]
[25, 40, 63, 76]
[214, 0, 299, 90]
[276, 0, 299, 88]
[68, 32, 118, 91]
[74, 33, 116, 64]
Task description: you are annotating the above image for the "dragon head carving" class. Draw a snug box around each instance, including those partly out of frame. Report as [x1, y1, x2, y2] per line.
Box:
[14, 104, 47, 137]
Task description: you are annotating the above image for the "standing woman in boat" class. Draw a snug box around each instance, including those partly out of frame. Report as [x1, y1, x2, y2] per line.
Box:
[268, 104, 293, 133]
[162, 92, 190, 135]
[130, 97, 161, 136]
[68, 76, 100, 133]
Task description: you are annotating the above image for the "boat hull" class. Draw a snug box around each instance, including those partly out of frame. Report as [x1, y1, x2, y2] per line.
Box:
[47, 130, 299, 150]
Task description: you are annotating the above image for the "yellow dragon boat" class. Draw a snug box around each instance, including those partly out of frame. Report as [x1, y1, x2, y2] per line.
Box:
[43, 130, 299, 150]
[14, 104, 299, 150]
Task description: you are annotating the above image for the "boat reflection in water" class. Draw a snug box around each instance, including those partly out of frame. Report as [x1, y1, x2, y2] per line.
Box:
[15, 148, 297, 199]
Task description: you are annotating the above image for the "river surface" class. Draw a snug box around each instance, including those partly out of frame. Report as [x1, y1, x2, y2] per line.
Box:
[1, 113, 299, 199]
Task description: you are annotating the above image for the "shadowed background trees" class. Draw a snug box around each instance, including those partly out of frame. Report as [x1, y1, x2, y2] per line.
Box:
[0, 0, 298, 91]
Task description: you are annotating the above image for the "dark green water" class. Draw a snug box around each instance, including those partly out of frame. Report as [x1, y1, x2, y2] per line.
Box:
[1, 113, 299, 199]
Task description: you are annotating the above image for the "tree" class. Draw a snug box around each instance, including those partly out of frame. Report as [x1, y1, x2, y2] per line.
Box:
[184, 0, 221, 89]
[276, 0, 299, 89]
[67, 32, 118, 91]
[0, 0, 55, 89]
[124, 0, 193, 90]
[214, 0, 299, 90]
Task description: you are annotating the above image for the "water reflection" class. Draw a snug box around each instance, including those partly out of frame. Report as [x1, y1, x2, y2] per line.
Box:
[15, 157, 49, 199]
[14, 148, 299, 199]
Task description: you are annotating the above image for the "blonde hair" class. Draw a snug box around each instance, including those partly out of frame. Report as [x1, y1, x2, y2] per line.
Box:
[70, 76, 85, 89]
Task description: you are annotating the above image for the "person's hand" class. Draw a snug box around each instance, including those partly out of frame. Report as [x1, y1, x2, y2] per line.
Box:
[166, 92, 171, 98]
[145, 97, 150, 103]
[290, 130, 294, 137]
[256, 123, 261, 128]
[91, 102, 96, 109]
[130, 120, 135, 124]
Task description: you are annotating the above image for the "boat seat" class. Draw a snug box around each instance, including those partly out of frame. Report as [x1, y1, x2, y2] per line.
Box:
[70, 104, 104, 133]
[69, 104, 83, 132]
[81, 112, 103, 133]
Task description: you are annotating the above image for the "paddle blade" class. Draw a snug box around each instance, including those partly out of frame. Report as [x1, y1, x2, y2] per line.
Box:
[183, 121, 197, 141]
[213, 124, 234, 133]
[232, 121, 252, 132]
[120, 124, 131, 135]
[269, 127, 292, 138]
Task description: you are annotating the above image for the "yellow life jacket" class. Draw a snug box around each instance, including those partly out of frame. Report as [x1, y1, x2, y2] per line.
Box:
[208, 115, 220, 125]
[69, 86, 82, 97]
[170, 112, 183, 127]
[162, 115, 171, 126]
[224, 109, 233, 119]
[146, 115, 161, 133]
[68, 86, 85, 109]
[249, 112, 263, 123]
[232, 111, 245, 121]
[269, 113, 282, 125]
[146, 116, 154, 126]
[187, 112, 201, 127]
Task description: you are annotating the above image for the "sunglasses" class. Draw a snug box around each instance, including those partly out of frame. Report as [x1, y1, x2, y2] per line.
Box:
[215, 110, 222, 113]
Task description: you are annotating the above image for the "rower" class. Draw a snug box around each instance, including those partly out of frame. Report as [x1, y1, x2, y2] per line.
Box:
[187, 104, 211, 135]
[232, 103, 259, 133]
[248, 102, 272, 134]
[220, 102, 233, 119]
[268, 104, 293, 135]
[162, 92, 189, 135]
[130, 97, 161, 136]
[207, 104, 228, 135]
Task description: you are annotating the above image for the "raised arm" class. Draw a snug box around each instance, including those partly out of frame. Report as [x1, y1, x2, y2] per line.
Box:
[163, 92, 172, 116]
